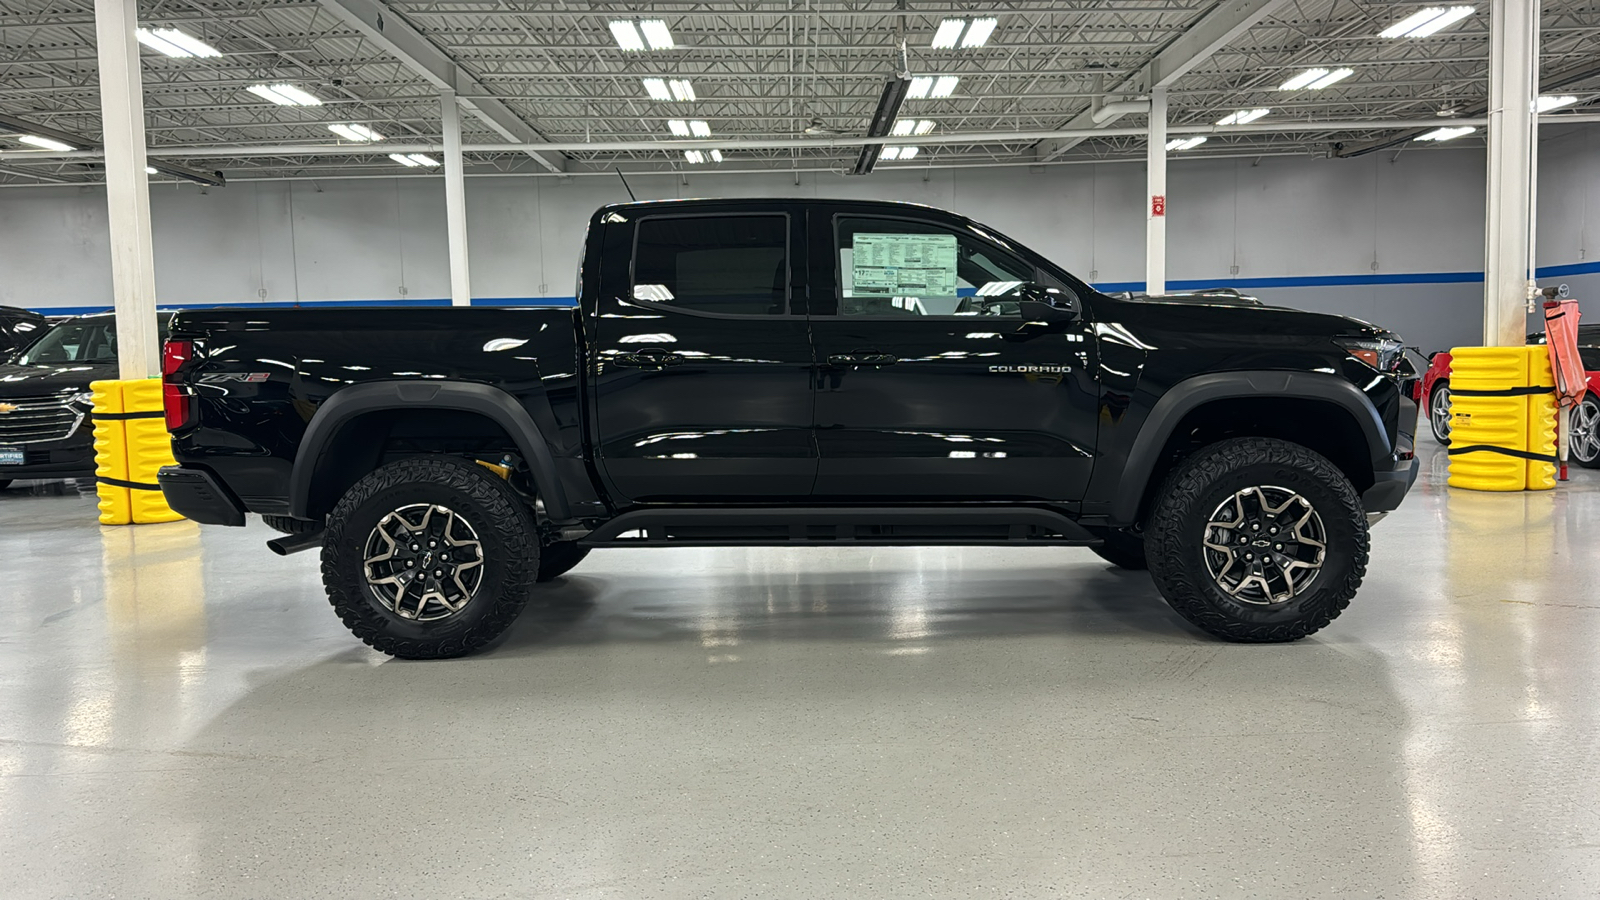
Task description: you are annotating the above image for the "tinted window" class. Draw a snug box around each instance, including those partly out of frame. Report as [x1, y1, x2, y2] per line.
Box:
[834, 216, 1037, 317]
[632, 215, 788, 315]
[15, 319, 167, 366]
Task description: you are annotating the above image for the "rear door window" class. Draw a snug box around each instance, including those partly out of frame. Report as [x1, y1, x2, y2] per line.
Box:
[632, 214, 790, 316]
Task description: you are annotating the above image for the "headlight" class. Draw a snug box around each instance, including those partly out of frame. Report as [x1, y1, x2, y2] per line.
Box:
[1333, 335, 1404, 372]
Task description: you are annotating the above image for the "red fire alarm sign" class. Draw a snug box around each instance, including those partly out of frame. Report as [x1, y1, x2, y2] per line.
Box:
[1151, 195, 1166, 217]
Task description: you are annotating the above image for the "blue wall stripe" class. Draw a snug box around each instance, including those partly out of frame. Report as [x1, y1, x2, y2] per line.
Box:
[23, 261, 1600, 317]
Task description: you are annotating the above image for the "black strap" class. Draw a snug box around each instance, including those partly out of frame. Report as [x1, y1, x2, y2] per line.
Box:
[97, 475, 163, 491]
[1446, 444, 1559, 463]
[1449, 386, 1554, 397]
[93, 410, 164, 420]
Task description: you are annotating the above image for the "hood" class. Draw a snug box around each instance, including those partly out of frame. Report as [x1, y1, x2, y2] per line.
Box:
[0, 361, 117, 397]
[1095, 294, 1394, 345]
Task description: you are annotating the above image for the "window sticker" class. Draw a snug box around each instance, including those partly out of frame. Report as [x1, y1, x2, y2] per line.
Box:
[851, 233, 958, 297]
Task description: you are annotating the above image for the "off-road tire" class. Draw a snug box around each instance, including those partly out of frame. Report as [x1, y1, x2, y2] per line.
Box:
[321, 455, 539, 659]
[1146, 437, 1368, 643]
[1429, 381, 1452, 445]
[263, 514, 321, 535]
[537, 540, 590, 581]
[1091, 528, 1148, 570]
[1572, 393, 1600, 470]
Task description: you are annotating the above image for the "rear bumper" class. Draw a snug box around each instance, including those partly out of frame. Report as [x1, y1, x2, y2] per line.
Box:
[1362, 456, 1419, 515]
[157, 465, 247, 526]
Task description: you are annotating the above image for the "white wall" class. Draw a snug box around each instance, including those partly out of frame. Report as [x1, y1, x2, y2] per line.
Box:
[2, 124, 1597, 353]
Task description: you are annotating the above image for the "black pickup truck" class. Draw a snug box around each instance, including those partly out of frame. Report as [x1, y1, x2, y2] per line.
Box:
[158, 198, 1418, 659]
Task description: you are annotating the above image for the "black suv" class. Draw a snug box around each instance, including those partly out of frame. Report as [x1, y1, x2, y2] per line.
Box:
[0, 306, 47, 364]
[0, 313, 166, 487]
[157, 198, 1420, 658]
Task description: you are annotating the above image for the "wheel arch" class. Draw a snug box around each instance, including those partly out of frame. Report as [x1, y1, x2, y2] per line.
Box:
[288, 381, 571, 522]
[1111, 371, 1390, 527]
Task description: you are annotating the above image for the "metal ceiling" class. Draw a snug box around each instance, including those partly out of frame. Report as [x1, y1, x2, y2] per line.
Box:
[0, 0, 1597, 185]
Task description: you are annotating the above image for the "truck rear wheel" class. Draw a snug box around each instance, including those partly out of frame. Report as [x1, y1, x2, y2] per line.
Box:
[1145, 438, 1368, 643]
[321, 456, 539, 659]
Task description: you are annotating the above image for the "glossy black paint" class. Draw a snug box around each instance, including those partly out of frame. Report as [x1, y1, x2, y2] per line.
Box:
[0, 313, 131, 481]
[166, 197, 1416, 535]
[0, 307, 48, 364]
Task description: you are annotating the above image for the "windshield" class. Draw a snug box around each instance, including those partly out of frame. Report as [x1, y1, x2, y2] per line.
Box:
[17, 321, 118, 366]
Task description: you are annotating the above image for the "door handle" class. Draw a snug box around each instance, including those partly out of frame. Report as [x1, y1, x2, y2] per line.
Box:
[613, 348, 684, 369]
[827, 352, 897, 368]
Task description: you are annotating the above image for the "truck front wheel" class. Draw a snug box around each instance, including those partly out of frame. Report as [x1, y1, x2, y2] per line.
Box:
[321, 456, 539, 659]
[1145, 438, 1368, 643]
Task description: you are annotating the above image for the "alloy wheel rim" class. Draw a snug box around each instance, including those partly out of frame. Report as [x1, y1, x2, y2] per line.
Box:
[1432, 387, 1451, 439]
[1201, 485, 1327, 606]
[362, 503, 485, 622]
[1573, 399, 1600, 463]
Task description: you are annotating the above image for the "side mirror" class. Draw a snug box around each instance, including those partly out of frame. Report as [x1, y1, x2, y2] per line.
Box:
[1012, 283, 1081, 323]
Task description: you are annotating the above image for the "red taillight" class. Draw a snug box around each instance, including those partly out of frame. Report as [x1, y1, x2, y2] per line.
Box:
[162, 339, 196, 432]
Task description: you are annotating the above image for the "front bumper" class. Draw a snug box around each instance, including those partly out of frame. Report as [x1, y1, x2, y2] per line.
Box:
[157, 466, 247, 526]
[0, 436, 95, 480]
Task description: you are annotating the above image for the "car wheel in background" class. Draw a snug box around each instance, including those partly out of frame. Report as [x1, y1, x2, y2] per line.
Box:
[1572, 394, 1600, 469]
[321, 455, 539, 659]
[1145, 438, 1368, 643]
[1429, 382, 1452, 445]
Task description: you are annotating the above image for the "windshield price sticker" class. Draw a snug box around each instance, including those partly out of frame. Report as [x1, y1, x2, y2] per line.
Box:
[852, 233, 958, 297]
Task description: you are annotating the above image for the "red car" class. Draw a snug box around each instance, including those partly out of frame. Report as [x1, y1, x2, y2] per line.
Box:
[1419, 326, 1600, 468]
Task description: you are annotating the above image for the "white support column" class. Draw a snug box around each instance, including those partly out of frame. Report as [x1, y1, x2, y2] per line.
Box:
[1145, 87, 1168, 297]
[93, 0, 159, 380]
[442, 88, 472, 308]
[1483, 0, 1539, 347]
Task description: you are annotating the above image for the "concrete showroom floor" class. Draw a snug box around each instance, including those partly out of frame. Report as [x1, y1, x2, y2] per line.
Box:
[2, 434, 1599, 899]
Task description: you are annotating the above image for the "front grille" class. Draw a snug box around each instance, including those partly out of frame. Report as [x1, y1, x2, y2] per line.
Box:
[0, 395, 84, 445]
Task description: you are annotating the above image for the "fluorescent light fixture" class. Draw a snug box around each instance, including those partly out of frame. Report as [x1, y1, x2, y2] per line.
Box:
[689, 119, 711, 137]
[390, 153, 421, 167]
[146, 166, 158, 174]
[17, 134, 73, 151]
[639, 20, 674, 50]
[669, 79, 695, 101]
[891, 119, 914, 136]
[899, 145, 919, 159]
[328, 123, 382, 142]
[710, 149, 723, 162]
[667, 119, 691, 136]
[1217, 108, 1270, 126]
[880, 147, 901, 161]
[1308, 67, 1354, 89]
[1399, 6, 1475, 38]
[914, 119, 937, 135]
[1164, 136, 1207, 151]
[931, 19, 966, 49]
[931, 75, 960, 98]
[908, 76, 934, 99]
[1280, 68, 1329, 91]
[962, 17, 997, 48]
[1536, 95, 1578, 113]
[1416, 125, 1475, 141]
[136, 27, 220, 58]
[684, 150, 706, 163]
[246, 83, 322, 106]
[643, 78, 672, 101]
[609, 21, 645, 51]
[407, 154, 438, 166]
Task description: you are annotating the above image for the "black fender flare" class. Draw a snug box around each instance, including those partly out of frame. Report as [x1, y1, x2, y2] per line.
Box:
[1110, 370, 1392, 525]
[287, 380, 571, 521]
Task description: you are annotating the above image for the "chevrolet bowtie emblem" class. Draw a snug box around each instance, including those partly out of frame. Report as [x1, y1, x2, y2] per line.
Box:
[0, 403, 17, 414]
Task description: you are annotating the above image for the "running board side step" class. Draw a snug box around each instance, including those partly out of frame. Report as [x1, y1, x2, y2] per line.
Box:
[574, 506, 1095, 547]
